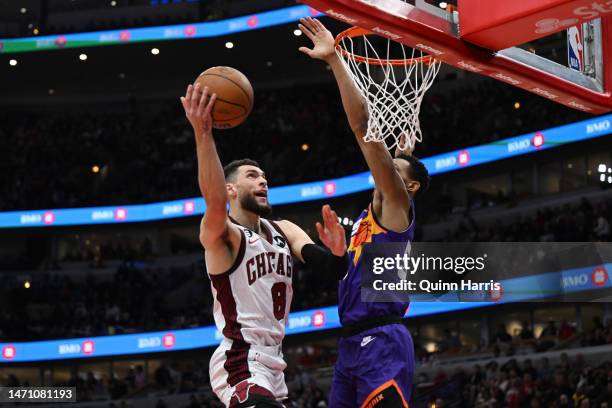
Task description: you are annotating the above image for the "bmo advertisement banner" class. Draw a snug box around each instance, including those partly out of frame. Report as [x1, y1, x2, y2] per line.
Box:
[0, 114, 609, 229]
[0, 307, 341, 363]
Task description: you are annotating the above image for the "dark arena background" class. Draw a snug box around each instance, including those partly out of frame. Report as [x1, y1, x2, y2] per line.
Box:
[1, 1, 611, 407]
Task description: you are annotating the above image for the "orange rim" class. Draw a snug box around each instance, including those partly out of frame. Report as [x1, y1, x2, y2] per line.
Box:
[335, 26, 436, 66]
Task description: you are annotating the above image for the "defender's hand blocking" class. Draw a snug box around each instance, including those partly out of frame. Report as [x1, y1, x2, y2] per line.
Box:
[298, 17, 336, 62]
[316, 204, 347, 257]
[180, 83, 217, 138]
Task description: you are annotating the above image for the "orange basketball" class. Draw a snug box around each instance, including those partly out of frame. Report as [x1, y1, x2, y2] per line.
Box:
[194, 66, 254, 129]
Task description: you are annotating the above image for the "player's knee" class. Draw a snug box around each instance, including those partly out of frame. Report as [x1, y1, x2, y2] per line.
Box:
[361, 381, 408, 408]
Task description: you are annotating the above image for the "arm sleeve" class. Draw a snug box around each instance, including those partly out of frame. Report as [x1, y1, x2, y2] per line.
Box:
[301, 243, 348, 280]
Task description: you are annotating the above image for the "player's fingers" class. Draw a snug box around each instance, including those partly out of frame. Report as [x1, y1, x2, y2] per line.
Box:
[180, 97, 189, 112]
[197, 87, 209, 116]
[315, 222, 325, 239]
[306, 16, 319, 32]
[330, 210, 340, 225]
[185, 84, 193, 100]
[298, 23, 315, 40]
[204, 93, 217, 117]
[322, 205, 333, 225]
[298, 47, 313, 56]
[192, 83, 201, 103]
[313, 18, 326, 32]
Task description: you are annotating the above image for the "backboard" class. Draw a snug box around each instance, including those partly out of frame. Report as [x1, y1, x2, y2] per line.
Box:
[300, 0, 612, 114]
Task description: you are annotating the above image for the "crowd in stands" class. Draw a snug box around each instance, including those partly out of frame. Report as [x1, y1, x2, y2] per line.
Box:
[445, 198, 611, 242]
[1, 196, 610, 343]
[418, 354, 612, 408]
[0, 78, 589, 212]
[0, 359, 329, 408]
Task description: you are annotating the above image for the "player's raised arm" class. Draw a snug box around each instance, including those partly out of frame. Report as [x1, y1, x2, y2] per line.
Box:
[180, 84, 238, 255]
[276, 205, 347, 278]
[299, 17, 410, 231]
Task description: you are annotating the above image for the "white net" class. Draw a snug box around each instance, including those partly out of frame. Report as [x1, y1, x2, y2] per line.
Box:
[336, 30, 441, 152]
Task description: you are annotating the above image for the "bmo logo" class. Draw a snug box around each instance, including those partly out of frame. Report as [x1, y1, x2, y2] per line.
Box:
[490, 283, 503, 302]
[2, 345, 16, 360]
[312, 311, 326, 327]
[183, 200, 195, 213]
[592, 267, 609, 287]
[458, 150, 470, 166]
[163, 333, 176, 349]
[82, 340, 95, 355]
[43, 212, 56, 225]
[532, 132, 545, 148]
[115, 208, 127, 221]
[324, 182, 336, 196]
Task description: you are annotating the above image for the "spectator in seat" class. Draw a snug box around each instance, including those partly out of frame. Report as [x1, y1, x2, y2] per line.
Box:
[559, 320, 576, 340]
[493, 323, 512, 344]
[520, 321, 535, 340]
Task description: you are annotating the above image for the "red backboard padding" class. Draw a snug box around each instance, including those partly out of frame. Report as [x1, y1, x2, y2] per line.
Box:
[459, 0, 610, 50]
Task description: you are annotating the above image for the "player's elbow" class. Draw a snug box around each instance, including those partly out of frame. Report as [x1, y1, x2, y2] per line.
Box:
[350, 117, 369, 139]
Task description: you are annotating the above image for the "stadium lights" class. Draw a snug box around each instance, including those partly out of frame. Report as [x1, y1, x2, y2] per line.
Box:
[79, 53, 88, 61]
[92, 165, 100, 173]
[225, 41, 234, 49]
[20, 7, 27, 14]
[9, 59, 17, 66]
[48, 89, 55, 95]
[301, 143, 309, 151]
[439, 2, 448, 9]
[24, 281, 31, 289]
[151, 48, 160, 55]
[514, 101, 521, 109]
[110, 0, 117, 6]
[293, 29, 302, 36]
[33, 28, 39, 35]
[598, 163, 612, 184]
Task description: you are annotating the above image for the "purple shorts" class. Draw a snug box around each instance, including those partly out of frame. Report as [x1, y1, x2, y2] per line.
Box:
[329, 323, 414, 407]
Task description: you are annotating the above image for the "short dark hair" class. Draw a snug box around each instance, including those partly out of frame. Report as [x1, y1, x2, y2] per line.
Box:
[223, 158, 261, 182]
[396, 154, 430, 193]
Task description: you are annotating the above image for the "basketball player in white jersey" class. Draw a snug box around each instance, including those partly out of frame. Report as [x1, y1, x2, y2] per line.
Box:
[180, 83, 348, 407]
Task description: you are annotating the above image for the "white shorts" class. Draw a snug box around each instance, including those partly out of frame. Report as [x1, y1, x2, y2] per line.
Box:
[210, 339, 288, 407]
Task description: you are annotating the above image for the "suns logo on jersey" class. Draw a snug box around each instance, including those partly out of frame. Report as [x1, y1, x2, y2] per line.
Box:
[348, 208, 386, 266]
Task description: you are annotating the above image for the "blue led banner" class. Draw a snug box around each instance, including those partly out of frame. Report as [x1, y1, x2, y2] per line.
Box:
[0, 114, 609, 229]
[0, 5, 321, 54]
[1, 262, 609, 363]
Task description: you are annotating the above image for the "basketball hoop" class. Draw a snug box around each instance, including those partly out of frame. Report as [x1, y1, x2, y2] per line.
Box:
[335, 27, 441, 152]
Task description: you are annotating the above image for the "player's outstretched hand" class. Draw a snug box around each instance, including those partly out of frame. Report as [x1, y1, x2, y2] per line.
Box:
[298, 17, 336, 62]
[180, 83, 217, 138]
[316, 204, 347, 257]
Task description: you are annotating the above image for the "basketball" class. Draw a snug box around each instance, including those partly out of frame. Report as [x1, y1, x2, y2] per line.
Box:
[194, 66, 254, 129]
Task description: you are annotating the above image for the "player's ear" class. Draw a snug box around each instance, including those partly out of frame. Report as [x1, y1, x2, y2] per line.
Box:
[406, 180, 420, 194]
[226, 183, 237, 198]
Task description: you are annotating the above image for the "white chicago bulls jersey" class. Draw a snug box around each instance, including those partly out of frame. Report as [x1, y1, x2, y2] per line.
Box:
[208, 218, 294, 347]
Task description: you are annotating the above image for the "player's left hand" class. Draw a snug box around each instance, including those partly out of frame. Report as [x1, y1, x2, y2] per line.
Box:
[298, 17, 336, 62]
[316, 204, 347, 257]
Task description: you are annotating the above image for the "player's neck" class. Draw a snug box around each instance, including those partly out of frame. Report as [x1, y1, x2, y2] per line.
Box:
[229, 208, 261, 234]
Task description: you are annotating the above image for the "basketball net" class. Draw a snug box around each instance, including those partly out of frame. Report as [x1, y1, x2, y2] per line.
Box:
[335, 27, 441, 152]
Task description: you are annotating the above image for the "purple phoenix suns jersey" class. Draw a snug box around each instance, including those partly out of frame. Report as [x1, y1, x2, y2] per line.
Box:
[339, 203, 415, 325]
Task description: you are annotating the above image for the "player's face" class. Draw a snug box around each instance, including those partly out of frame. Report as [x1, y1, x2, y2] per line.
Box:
[234, 165, 272, 216]
[392, 158, 420, 195]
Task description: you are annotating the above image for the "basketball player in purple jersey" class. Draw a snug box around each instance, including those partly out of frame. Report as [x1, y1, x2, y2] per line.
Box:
[299, 18, 431, 407]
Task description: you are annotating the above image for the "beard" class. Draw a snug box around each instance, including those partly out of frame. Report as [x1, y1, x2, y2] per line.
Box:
[240, 193, 272, 217]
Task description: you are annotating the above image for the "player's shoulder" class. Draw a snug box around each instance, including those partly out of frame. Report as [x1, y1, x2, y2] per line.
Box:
[268, 218, 294, 235]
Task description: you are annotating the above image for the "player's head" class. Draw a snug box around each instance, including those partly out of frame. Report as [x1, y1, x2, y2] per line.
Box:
[224, 159, 272, 217]
[392, 154, 430, 198]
